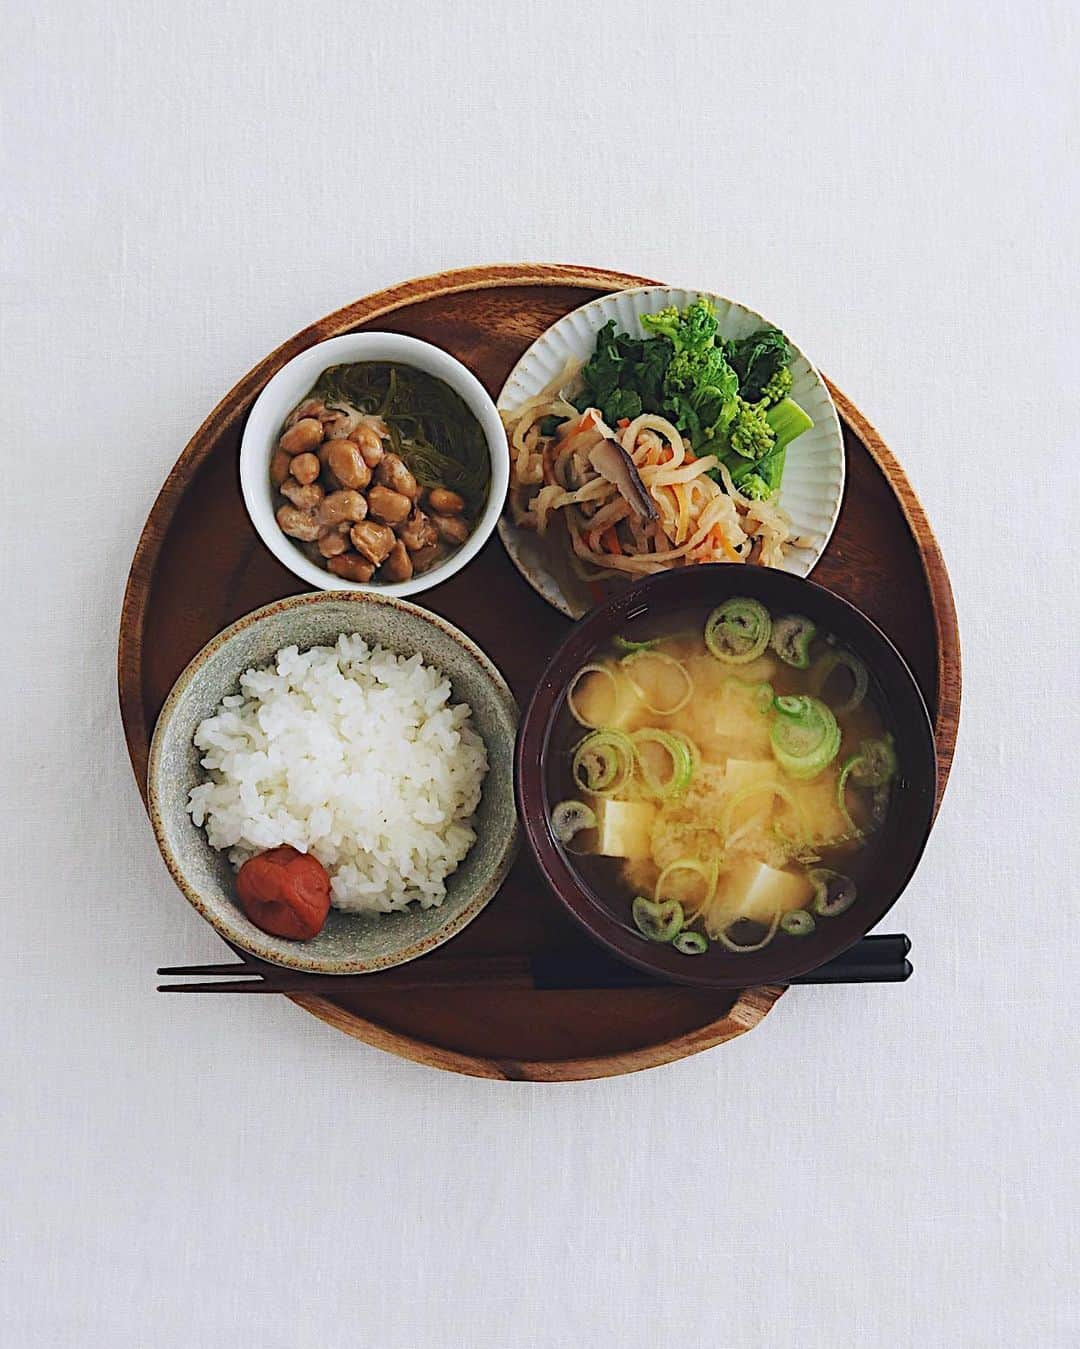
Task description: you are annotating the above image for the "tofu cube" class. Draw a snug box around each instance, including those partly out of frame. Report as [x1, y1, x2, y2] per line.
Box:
[596, 799, 657, 860]
[717, 858, 812, 924]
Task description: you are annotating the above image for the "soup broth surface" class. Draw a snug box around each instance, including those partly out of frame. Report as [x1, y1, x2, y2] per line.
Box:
[547, 599, 897, 955]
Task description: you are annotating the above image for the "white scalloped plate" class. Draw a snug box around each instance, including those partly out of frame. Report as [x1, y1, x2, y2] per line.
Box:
[496, 286, 845, 618]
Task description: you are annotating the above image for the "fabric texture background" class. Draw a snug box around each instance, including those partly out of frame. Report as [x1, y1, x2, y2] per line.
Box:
[2, 2, 1076, 1345]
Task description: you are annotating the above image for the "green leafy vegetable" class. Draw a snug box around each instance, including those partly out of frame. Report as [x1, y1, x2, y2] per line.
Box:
[639, 300, 714, 347]
[726, 398, 815, 497]
[634, 339, 671, 410]
[573, 320, 670, 427]
[571, 298, 812, 500]
[766, 398, 814, 452]
[738, 474, 773, 501]
[314, 362, 490, 514]
[760, 366, 793, 406]
[641, 299, 740, 445]
[602, 388, 644, 423]
[725, 327, 792, 403]
[727, 397, 774, 460]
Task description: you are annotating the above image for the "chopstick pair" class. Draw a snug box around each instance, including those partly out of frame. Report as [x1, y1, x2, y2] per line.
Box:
[158, 934, 911, 993]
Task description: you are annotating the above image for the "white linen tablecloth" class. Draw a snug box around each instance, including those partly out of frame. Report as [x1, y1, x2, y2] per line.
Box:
[3, 2, 1077, 1345]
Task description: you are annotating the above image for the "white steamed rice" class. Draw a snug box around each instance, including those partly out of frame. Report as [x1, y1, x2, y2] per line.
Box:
[186, 634, 489, 913]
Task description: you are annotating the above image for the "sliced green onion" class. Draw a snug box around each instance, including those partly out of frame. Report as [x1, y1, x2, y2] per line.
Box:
[811, 648, 869, 714]
[850, 736, 897, 787]
[704, 598, 772, 665]
[620, 650, 693, 715]
[713, 908, 782, 953]
[723, 676, 774, 714]
[613, 634, 660, 654]
[632, 896, 684, 943]
[550, 800, 596, 846]
[571, 729, 635, 796]
[808, 868, 857, 917]
[722, 780, 808, 847]
[836, 755, 866, 837]
[770, 695, 841, 780]
[770, 614, 816, 668]
[632, 729, 694, 799]
[780, 909, 815, 936]
[655, 858, 717, 921]
[753, 681, 775, 713]
[673, 930, 709, 955]
[567, 663, 619, 728]
[836, 750, 892, 838]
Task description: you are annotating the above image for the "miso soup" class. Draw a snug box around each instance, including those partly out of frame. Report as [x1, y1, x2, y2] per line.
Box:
[547, 598, 897, 956]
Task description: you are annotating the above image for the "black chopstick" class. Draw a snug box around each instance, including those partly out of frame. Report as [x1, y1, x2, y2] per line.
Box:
[157, 961, 254, 978]
[158, 935, 911, 993]
[790, 957, 912, 985]
[801, 933, 910, 965]
[528, 937, 911, 990]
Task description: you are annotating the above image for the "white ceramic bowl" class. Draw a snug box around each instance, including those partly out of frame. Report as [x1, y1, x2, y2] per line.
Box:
[240, 332, 509, 597]
[497, 286, 845, 618]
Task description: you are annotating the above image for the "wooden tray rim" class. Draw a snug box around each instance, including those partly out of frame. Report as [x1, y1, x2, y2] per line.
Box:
[119, 263, 961, 1082]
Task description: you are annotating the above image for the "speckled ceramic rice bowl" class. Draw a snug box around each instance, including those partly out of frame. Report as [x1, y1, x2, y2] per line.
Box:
[148, 591, 519, 973]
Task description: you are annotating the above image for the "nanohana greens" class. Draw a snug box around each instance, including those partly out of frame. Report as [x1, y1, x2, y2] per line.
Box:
[571, 297, 813, 498]
[501, 296, 816, 577]
[547, 599, 897, 956]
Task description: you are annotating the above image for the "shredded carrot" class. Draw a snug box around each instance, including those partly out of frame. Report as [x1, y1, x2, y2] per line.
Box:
[673, 484, 690, 544]
[601, 526, 622, 555]
[616, 418, 630, 429]
[710, 526, 740, 562]
[566, 409, 600, 438]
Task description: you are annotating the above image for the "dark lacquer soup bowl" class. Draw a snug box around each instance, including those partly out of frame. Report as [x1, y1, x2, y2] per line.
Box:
[516, 565, 937, 988]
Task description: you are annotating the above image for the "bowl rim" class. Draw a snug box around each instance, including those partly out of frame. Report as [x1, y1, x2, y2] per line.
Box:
[239, 331, 509, 598]
[147, 589, 520, 974]
[515, 565, 937, 989]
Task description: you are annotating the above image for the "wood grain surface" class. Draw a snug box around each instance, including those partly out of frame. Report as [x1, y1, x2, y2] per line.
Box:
[119, 264, 961, 1080]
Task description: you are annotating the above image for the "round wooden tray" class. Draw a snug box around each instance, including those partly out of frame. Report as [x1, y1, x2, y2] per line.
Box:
[119, 264, 960, 1081]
